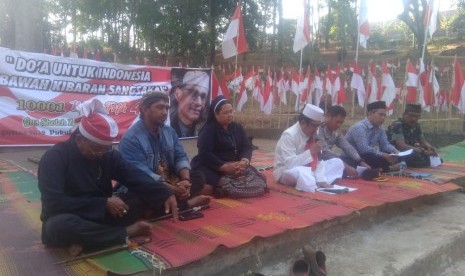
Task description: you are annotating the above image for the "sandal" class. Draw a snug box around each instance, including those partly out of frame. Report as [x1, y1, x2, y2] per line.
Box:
[290, 258, 309, 276]
[361, 168, 383, 181]
[373, 176, 389, 182]
[302, 246, 327, 276]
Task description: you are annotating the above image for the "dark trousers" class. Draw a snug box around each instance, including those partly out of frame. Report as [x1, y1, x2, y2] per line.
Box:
[342, 153, 393, 172]
[405, 151, 430, 168]
[42, 191, 162, 251]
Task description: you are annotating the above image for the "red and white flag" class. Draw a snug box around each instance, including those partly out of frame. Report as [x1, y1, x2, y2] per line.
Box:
[358, 0, 370, 48]
[350, 63, 366, 107]
[423, 64, 439, 107]
[236, 67, 255, 112]
[417, 59, 428, 109]
[300, 67, 312, 104]
[333, 67, 346, 105]
[261, 69, 274, 114]
[367, 62, 378, 103]
[211, 72, 231, 100]
[222, 4, 248, 59]
[381, 61, 396, 115]
[293, 1, 310, 53]
[225, 67, 243, 93]
[405, 59, 418, 103]
[277, 68, 289, 105]
[312, 68, 323, 106]
[424, 0, 439, 38]
[451, 57, 465, 113]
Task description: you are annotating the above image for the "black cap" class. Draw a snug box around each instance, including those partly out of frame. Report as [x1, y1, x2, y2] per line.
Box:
[367, 101, 386, 112]
[405, 103, 422, 114]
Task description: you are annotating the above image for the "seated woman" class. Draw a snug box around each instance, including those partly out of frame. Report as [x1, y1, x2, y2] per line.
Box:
[191, 96, 253, 196]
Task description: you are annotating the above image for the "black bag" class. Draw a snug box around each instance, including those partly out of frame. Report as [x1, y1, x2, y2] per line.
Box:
[217, 166, 268, 198]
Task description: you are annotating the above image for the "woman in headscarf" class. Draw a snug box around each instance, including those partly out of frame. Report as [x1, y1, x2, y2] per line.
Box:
[191, 95, 253, 196]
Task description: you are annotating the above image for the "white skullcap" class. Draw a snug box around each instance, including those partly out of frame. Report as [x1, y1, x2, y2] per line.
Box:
[182, 70, 209, 91]
[302, 104, 324, 122]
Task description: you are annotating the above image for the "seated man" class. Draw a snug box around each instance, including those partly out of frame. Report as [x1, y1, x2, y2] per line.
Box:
[274, 104, 344, 192]
[38, 99, 177, 256]
[345, 101, 400, 172]
[118, 92, 210, 210]
[387, 103, 439, 167]
[318, 105, 371, 178]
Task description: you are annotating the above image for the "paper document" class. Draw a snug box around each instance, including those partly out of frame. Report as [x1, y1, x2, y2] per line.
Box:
[430, 156, 442, 167]
[390, 149, 413, 157]
[317, 184, 357, 195]
[356, 166, 368, 176]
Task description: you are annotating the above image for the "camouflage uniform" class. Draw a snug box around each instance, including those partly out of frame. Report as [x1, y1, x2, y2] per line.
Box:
[387, 118, 430, 167]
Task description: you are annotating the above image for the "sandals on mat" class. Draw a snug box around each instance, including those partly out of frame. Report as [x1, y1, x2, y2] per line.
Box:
[361, 168, 387, 182]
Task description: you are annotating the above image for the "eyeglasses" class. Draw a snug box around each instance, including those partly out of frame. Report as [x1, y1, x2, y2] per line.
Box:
[86, 140, 112, 156]
[183, 88, 208, 102]
[308, 121, 321, 128]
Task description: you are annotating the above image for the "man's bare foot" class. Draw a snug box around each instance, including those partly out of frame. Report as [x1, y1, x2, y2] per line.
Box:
[389, 163, 400, 172]
[125, 221, 152, 238]
[187, 195, 211, 208]
[68, 244, 82, 257]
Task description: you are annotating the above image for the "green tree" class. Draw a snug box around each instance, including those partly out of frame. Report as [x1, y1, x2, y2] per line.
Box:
[398, 0, 431, 58]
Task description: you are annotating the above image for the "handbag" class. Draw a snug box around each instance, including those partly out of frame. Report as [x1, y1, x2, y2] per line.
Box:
[217, 166, 268, 198]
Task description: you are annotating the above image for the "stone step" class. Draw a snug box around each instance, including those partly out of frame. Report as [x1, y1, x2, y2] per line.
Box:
[256, 191, 465, 276]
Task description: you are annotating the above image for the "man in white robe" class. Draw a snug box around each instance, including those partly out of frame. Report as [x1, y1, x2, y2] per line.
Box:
[274, 104, 344, 192]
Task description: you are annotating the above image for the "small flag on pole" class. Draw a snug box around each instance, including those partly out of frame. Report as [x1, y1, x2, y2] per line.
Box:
[358, 0, 370, 48]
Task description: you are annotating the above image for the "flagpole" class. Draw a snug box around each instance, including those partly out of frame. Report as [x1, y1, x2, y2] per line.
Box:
[297, 49, 303, 111]
[355, 0, 360, 63]
[234, 1, 241, 111]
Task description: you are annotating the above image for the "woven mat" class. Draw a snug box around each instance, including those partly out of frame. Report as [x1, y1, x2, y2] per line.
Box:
[0, 159, 149, 276]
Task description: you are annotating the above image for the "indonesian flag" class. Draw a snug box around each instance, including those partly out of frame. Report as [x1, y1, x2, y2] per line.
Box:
[424, 0, 439, 38]
[333, 67, 346, 105]
[350, 63, 366, 107]
[253, 70, 263, 103]
[358, 0, 370, 48]
[261, 69, 274, 114]
[418, 59, 428, 109]
[367, 62, 378, 103]
[381, 61, 396, 115]
[211, 72, 231, 100]
[222, 4, 248, 59]
[405, 59, 418, 103]
[293, 1, 310, 53]
[423, 65, 439, 107]
[312, 69, 323, 106]
[300, 67, 312, 104]
[226, 67, 243, 93]
[277, 68, 289, 105]
[291, 69, 301, 97]
[236, 67, 255, 112]
[451, 57, 465, 113]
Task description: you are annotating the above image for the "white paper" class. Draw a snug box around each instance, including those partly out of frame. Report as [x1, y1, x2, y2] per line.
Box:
[316, 184, 358, 195]
[390, 149, 413, 157]
[356, 166, 368, 176]
[430, 155, 442, 167]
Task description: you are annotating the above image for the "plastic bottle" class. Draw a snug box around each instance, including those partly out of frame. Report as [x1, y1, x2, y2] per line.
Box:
[399, 161, 407, 175]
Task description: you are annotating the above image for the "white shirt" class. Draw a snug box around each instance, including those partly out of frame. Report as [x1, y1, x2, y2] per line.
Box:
[274, 122, 326, 182]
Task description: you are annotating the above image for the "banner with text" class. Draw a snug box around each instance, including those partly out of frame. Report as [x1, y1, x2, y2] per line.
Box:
[0, 48, 211, 146]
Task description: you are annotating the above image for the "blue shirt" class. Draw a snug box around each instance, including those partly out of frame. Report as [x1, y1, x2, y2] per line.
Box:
[344, 118, 396, 156]
[119, 120, 190, 182]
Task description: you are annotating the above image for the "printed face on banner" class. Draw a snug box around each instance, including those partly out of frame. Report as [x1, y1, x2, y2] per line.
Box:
[170, 68, 211, 138]
[0, 48, 212, 146]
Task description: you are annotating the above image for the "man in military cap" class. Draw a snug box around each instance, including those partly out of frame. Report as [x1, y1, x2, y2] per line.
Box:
[387, 103, 439, 167]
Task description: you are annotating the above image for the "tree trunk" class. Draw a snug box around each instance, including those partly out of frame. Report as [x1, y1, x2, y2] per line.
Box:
[209, 0, 216, 67]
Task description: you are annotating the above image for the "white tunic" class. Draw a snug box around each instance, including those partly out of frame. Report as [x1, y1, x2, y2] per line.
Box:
[274, 122, 344, 192]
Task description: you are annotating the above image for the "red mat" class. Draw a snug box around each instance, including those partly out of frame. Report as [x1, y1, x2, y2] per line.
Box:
[144, 191, 354, 268]
[262, 170, 460, 211]
[406, 161, 465, 184]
